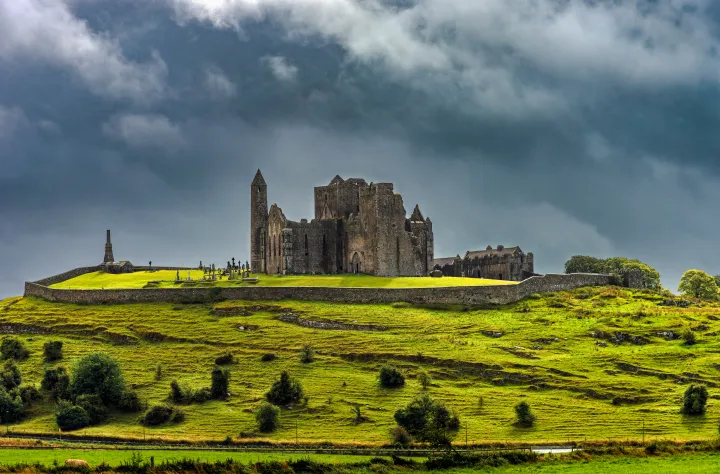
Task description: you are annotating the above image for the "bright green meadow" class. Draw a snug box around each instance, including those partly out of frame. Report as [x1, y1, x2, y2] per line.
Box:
[1, 285, 720, 445]
[50, 271, 516, 289]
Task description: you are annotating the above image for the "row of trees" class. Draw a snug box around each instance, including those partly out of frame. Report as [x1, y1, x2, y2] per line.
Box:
[564, 256, 661, 290]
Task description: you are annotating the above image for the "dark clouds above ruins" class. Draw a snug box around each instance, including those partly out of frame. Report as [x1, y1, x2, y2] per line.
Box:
[1, 0, 720, 297]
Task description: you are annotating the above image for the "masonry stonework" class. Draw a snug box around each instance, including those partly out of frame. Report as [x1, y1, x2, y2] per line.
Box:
[250, 172, 433, 277]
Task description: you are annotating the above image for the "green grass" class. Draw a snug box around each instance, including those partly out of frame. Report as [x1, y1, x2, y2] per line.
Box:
[0, 448, 379, 467]
[1, 286, 720, 446]
[444, 453, 720, 473]
[50, 271, 516, 289]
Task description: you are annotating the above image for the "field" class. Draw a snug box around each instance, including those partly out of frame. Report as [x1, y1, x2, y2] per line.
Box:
[1, 286, 720, 446]
[49, 271, 516, 289]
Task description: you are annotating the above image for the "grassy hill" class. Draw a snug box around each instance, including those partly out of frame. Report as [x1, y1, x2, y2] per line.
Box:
[50, 271, 516, 289]
[1, 286, 719, 445]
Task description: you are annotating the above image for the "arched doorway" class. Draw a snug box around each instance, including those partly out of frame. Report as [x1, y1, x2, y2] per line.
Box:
[351, 252, 362, 274]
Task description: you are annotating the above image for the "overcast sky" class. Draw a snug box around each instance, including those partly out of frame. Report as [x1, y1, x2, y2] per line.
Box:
[2, 0, 720, 298]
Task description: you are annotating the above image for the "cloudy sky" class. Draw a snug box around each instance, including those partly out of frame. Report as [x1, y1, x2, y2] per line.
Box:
[1, 0, 719, 297]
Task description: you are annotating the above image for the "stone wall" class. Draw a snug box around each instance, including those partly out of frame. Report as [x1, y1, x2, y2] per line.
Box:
[24, 272, 616, 306]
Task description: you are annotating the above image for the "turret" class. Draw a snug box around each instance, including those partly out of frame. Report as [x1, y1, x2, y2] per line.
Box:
[103, 230, 114, 263]
[250, 170, 268, 273]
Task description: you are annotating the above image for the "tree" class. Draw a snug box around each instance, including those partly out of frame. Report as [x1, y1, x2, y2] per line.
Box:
[417, 371, 431, 390]
[210, 367, 230, 400]
[265, 371, 304, 406]
[55, 401, 90, 431]
[43, 341, 63, 362]
[0, 338, 29, 361]
[0, 360, 21, 391]
[564, 256, 605, 274]
[394, 394, 460, 446]
[514, 401, 536, 427]
[76, 394, 108, 424]
[41, 367, 70, 401]
[678, 270, 719, 300]
[299, 344, 315, 363]
[255, 402, 280, 432]
[70, 352, 126, 405]
[379, 366, 405, 388]
[0, 388, 25, 424]
[682, 384, 708, 415]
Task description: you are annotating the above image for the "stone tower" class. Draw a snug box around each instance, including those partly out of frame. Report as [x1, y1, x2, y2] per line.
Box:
[103, 229, 114, 263]
[250, 169, 268, 273]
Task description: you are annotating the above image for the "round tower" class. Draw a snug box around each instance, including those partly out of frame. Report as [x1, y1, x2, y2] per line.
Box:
[250, 170, 268, 273]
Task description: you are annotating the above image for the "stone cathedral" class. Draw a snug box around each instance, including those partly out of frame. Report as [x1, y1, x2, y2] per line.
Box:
[250, 170, 434, 276]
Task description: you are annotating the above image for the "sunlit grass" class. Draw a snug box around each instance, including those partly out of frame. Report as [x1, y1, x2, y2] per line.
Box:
[1, 286, 719, 445]
[50, 271, 516, 289]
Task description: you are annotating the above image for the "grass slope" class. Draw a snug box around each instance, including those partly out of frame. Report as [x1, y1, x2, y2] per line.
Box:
[0, 286, 719, 445]
[50, 271, 516, 289]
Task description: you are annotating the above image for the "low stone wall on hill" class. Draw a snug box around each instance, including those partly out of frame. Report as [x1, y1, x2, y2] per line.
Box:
[24, 270, 616, 306]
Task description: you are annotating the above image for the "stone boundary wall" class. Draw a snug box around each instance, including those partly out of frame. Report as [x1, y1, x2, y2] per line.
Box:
[24, 271, 615, 306]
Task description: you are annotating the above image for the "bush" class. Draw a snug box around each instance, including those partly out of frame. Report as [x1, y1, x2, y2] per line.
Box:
[1, 360, 21, 391]
[261, 353, 277, 362]
[55, 401, 90, 431]
[265, 371, 304, 406]
[215, 352, 235, 365]
[255, 402, 280, 432]
[76, 393, 108, 424]
[394, 394, 460, 446]
[0, 338, 29, 361]
[300, 345, 315, 363]
[514, 401, 536, 427]
[683, 329, 697, 346]
[211, 368, 230, 400]
[564, 256, 605, 274]
[140, 404, 185, 426]
[18, 385, 40, 405]
[41, 367, 70, 401]
[70, 352, 125, 405]
[169, 380, 211, 404]
[417, 371, 431, 389]
[118, 390, 144, 413]
[682, 384, 708, 415]
[390, 425, 411, 447]
[0, 387, 25, 423]
[379, 366, 405, 388]
[43, 341, 63, 362]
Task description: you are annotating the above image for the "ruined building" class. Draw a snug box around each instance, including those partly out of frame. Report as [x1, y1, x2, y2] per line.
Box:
[101, 230, 134, 274]
[433, 246, 535, 282]
[250, 170, 434, 276]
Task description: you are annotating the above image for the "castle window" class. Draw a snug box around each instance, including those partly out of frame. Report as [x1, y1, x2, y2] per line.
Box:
[322, 235, 327, 257]
[396, 237, 400, 272]
[305, 234, 309, 256]
[498, 273, 503, 280]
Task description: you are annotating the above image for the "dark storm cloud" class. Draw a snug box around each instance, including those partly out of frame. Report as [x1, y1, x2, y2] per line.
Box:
[1, 0, 720, 297]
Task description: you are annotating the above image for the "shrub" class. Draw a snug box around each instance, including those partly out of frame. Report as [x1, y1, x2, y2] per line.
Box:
[683, 329, 697, 346]
[682, 384, 708, 415]
[169, 380, 211, 404]
[215, 352, 235, 365]
[379, 366, 405, 388]
[255, 402, 280, 433]
[390, 425, 411, 447]
[299, 344, 315, 363]
[140, 404, 185, 426]
[70, 352, 125, 405]
[514, 401, 536, 427]
[0, 338, 29, 361]
[18, 385, 40, 405]
[43, 341, 63, 362]
[76, 393, 108, 424]
[211, 368, 230, 400]
[1, 360, 21, 391]
[394, 394, 460, 446]
[265, 371, 304, 406]
[261, 353, 276, 362]
[417, 371, 431, 389]
[55, 401, 90, 431]
[0, 387, 25, 423]
[41, 367, 70, 401]
[118, 390, 144, 413]
[564, 256, 605, 274]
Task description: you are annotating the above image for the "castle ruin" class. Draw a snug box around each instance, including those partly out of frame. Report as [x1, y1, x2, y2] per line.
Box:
[250, 170, 434, 276]
[433, 245, 535, 281]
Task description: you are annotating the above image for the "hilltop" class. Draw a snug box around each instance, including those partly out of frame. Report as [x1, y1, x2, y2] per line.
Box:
[0, 285, 718, 445]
